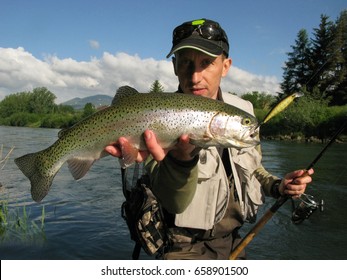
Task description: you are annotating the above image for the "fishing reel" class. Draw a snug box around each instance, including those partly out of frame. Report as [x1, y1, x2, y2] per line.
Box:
[291, 193, 324, 224]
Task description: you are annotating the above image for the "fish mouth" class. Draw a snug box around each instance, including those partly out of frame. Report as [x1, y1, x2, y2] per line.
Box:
[242, 137, 260, 147]
[249, 125, 260, 140]
[227, 137, 259, 149]
[242, 122, 259, 137]
[226, 133, 259, 149]
[220, 124, 260, 149]
[237, 125, 260, 147]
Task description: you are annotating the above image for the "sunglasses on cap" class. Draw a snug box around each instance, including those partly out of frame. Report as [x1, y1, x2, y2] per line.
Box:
[172, 19, 229, 46]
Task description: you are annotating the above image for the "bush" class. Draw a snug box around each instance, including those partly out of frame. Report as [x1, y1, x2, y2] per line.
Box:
[1, 112, 42, 127]
[41, 114, 78, 128]
[258, 97, 347, 141]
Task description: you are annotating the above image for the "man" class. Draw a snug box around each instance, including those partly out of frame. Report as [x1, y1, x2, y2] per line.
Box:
[105, 18, 313, 259]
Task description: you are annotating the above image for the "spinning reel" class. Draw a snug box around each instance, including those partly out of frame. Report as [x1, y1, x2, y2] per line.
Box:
[291, 193, 324, 224]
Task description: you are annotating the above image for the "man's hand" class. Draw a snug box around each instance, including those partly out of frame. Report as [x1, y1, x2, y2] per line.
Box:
[278, 168, 314, 198]
[168, 134, 196, 161]
[104, 129, 196, 163]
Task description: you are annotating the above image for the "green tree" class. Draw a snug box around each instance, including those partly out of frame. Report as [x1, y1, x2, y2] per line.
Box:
[82, 103, 96, 118]
[280, 10, 347, 105]
[0, 87, 57, 117]
[0, 92, 30, 118]
[280, 29, 312, 97]
[149, 80, 164, 93]
[328, 10, 347, 105]
[28, 87, 57, 114]
[281, 95, 330, 138]
[241, 91, 276, 110]
[56, 104, 75, 114]
[308, 14, 335, 98]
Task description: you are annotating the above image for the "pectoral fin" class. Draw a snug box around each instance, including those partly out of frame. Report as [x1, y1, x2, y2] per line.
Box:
[189, 133, 213, 148]
[118, 140, 139, 168]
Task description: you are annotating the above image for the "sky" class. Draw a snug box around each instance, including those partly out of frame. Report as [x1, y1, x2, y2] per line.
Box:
[0, 0, 346, 103]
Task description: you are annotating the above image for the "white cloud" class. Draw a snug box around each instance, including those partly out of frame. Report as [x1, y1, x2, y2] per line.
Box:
[0, 47, 280, 103]
[89, 40, 100, 49]
[223, 66, 281, 95]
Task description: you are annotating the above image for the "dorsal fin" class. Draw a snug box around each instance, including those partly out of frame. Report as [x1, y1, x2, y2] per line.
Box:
[112, 86, 139, 105]
[58, 127, 70, 138]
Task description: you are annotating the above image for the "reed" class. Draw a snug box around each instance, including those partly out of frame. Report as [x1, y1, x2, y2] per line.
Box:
[1, 145, 46, 243]
[0, 200, 46, 243]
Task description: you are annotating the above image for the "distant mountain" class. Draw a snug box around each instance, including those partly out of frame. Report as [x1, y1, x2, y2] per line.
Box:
[62, 94, 113, 110]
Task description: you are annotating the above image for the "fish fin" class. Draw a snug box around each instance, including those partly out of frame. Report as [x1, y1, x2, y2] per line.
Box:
[67, 150, 109, 180]
[112, 86, 139, 105]
[118, 140, 138, 168]
[189, 133, 212, 147]
[15, 152, 54, 202]
[58, 127, 69, 138]
[67, 158, 95, 180]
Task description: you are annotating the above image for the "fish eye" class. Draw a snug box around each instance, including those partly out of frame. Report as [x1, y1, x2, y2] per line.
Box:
[242, 118, 252, 126]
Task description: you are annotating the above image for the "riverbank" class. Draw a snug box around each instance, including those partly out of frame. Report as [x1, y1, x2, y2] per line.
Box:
[262, 134, 347, 143]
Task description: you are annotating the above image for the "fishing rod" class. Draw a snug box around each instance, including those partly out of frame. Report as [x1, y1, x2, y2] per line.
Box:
[291, 119, 347, 224]
[229, 118, 347, 260]
[230, 33, 347, 259]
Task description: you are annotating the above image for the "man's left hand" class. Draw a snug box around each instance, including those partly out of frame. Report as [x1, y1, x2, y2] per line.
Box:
[279, 169, 314, 198]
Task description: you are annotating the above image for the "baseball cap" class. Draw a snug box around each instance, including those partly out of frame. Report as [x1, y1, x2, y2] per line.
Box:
[166, 18, 229, 58]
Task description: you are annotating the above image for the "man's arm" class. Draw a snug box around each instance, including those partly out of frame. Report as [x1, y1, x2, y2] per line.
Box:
[105, 130, 200, 213]
[145, 152, 199, 214]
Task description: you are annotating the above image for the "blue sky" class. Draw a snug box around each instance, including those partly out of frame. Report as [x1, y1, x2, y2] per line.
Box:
[1, 0, 346, 102]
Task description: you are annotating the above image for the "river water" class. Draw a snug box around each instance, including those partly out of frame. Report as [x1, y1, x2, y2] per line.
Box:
[0, 125, 346, 260]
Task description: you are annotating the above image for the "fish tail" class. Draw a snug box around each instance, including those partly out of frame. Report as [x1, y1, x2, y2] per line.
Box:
[15, 152, 54, 202]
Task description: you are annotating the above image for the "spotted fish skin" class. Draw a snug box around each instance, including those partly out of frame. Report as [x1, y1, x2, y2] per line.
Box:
[15, 86, 258, 202]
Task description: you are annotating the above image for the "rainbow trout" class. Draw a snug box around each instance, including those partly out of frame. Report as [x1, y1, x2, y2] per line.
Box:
[15, 86, 259, 202]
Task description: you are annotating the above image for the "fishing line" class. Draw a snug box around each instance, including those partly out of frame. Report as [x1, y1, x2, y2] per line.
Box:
[277, 36, 347, 223]
[230, 22, 346, 260]
[230, 118, 347, 259]
[291, 118, 347, 223]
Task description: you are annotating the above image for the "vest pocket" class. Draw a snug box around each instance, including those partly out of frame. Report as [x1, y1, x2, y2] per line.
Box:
[174, 175, 223, 230]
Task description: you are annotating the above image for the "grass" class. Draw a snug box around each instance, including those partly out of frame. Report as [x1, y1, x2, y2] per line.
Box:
[0, 144, 46, 244]
[0, 200, 46, 243]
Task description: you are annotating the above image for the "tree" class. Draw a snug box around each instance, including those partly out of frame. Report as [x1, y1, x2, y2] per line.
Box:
[280, 10, 347, 105]
[328, 10, 347, 105]
[57, 104, 75, 114]
[29, 87, 57, 114]
[0, 87, 58, 119]
[149, 80, 164, 93]
[82, 103, 96, 118]
[308, 14, 335, 97]
[280, 29, 312, 98]
[241, 91, 276, 110]
[0, 91, 30, 117]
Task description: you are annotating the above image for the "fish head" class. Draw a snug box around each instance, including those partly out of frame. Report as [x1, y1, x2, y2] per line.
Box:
[209, 112, 259, 149]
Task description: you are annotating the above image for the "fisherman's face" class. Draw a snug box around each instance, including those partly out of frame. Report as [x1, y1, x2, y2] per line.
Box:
[173, 49, 231, 99]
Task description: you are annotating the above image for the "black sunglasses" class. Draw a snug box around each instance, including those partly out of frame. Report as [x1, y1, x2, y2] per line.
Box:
[173, 22, 229, 45]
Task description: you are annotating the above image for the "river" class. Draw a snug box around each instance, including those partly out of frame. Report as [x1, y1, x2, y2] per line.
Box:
[0, 125, 346, 260]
